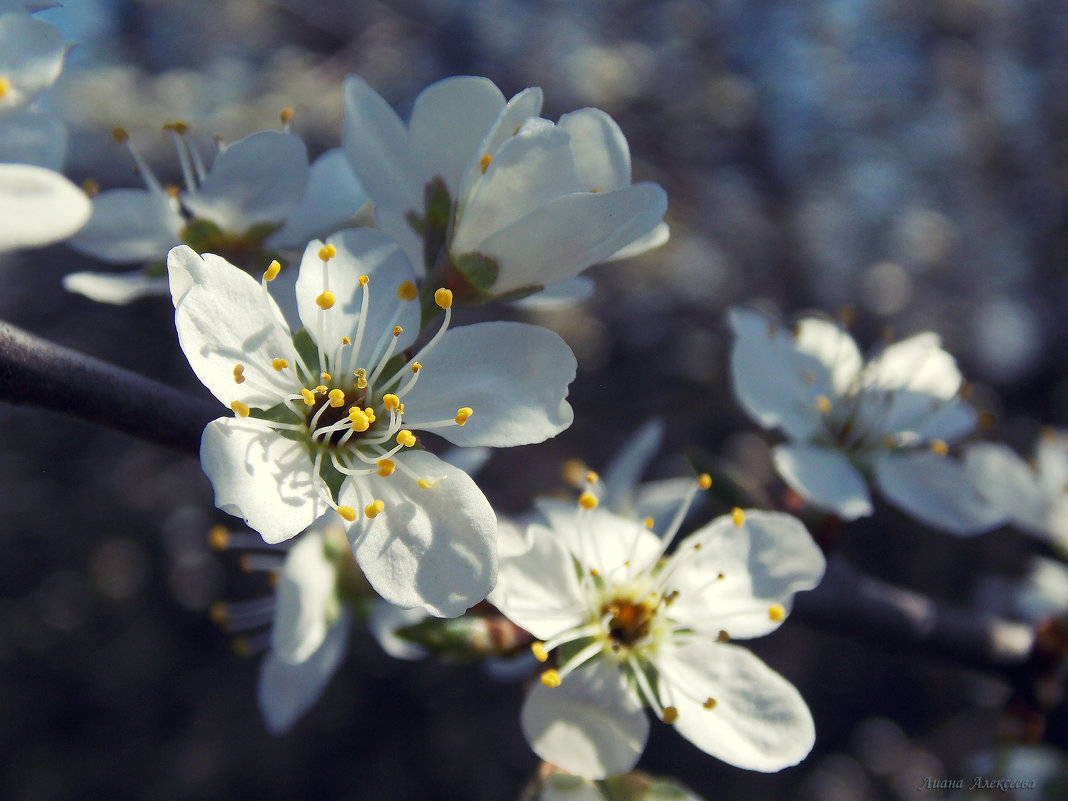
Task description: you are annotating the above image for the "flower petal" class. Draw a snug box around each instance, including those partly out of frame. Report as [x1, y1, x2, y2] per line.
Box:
[557, 108, 631, 191]
[793, 317, 863, 397]
[408, 76, 506, 197]
[62, 271, 169, 304]
[294, 229, 420, 361]
[0, 12, 65, 115]
[271, 526, 336, 664]
[772, 443, 873, 520]
[509, 277, 595, 311]
[67, 187, 182, 263]
[0, 107, 66, 169]
[170, 246, 298, 408]
[200, 417, 329, 544]
[341, 450, 496, 618]
[964, 442, 1046, 536]
[667, 510, 825, 639]
[342, 75, 423, 215]
[267, 148, 368, 251]
[257, 612, 349, 735]
[521, 659, 649, 780]
[532, 500, 663, 578]
[656, 640, 815, 772]
[456, 86, 544, 204]
[1036, 430, 1068, 499]
[600, 417, 664, 515]
[0, 163, 90, 251]
[367, 601, 428, 661]
[606, 221, 670, 262]
[400, 321, 576, 447]
[182, 130, 309, 232]
[875, 452, 1008, 535]
[862, 332, 963, 400]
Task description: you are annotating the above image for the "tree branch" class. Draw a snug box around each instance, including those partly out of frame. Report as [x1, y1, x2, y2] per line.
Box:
[0, 319, 219, 456]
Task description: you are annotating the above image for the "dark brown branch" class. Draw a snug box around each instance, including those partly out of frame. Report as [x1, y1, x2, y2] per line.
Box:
[0, 319, 219, 456]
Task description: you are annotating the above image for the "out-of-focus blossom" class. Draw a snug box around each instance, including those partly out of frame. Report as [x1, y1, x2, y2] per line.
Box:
[343, 75, 667, 302]
[728, 307, 1005, 534]
[0, 162, 89, 251]
[965, 429, 1068, 550]
[527, 770, 708, 801]
[491, 476, 823, 778]
[169, 229, 576, 616]
[65, 124, 366, 304]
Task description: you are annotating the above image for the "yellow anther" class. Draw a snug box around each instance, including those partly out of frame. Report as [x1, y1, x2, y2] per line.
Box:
[230, 400, 251, 418]
[397, 430, 417, 448]
[716, 572, 725, 580]
[585, 471, 599, 484]
[364, 500, 386, 519]
[0, 77, 9, 98]
[263, 260, 281, 282]
[703, 697, 718, 710]
[883, 436, 898, 449]
[382, 394, 401, 411]
[166, 185, 181, 199]
[318, 243, 337, 261]
[376, 459, 395, 477]
[111, 127, 129, 144]
[355, 368, 367, 389]
[768, 604, 786, 622]
[562, 459, 589, 488]
[232, 364, 245, 384]
[364, 407, 376, 424]
[209, 601, 228, 625]
[930, 439, 949, 457]
[348, 409, 370, 432]
[336, 505, 357, 522]
[316, 290, 336, 310]
[698, 473, 712, 490]
[479, 153, 492, 173]
[717, 629, 730, 642]
[208, 525, 230, 551]
[589, 568, 600, 578]
[279, 107, 295, 124]
[393, 325, 403, 337]
[731, 508, 745, 527]
[328, 388, 346, 408]
[540, 669, 562, 688]
[644, 517, 655, 529]
[816, 395, 832, 414]
[171, 120, 189, 134]
[397, 280, 418, 301]
[321, 371, 332, 382]
[513, 124, 523, 136]
[662, 706, 679, 724]
[342, 336, 351, 345]
[802, 370, 815, 385]
[663, 590, 679, 605]
[82, 178, 100, 197]
[417, 478, 440, 489]
[356, 275, 369, 288]
[315, 384, 329, 395]
[232, 637, 252, 658]
[454, 407, 473, 426]
[531, 642, 549, 663]
[578, 491, 598, 510]
[301, 388, 316, 406]
[411, 362, 422, 373]
[271, 358, 289, 372]
[434, 288, 453, 309]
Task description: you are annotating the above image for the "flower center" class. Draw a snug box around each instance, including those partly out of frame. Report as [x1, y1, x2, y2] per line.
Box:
[603, 598, 656, 649]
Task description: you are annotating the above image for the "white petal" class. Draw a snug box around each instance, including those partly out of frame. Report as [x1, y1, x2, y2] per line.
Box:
[200, 418, 329, 544]
[0, 164, 90, 251]
[772, 444, 873, 520]
[342, 75, 423, 215]
[632, 478, 703, 532]
[400, 321, 576, 447]
[367, 601, 428, 661]
[557, 108, 631, 191]
[1036, 429, 1068, 499]
[468, 183, 667, 295]
[170, 246, 298, 408]
[862, 332, 962, 400]
[372, 204, 425, 277]
[489, 520, 587, 641]
[509, 277, 595, 311]
[341, 450, 496, 618]
[271, 527, 336, 664]
[667, 510, 825, 640]
[294, 229, 420, 361]
[408, 76, 506, 197]
[0, 107, 66, 169]
[533, 500, 663, 578]
[257, 613, 349, 735]
[456, 85, 544, 203]
[182, 130, 309, 232]
[727, 307, 825, 441]
[606, 221, 670, 262]
[600, 417, 664, 515]
[793, 317, 863, 397]
[66, 187, 181, 263]
[62, 271, 169, 304]
[0, 13, 65, 115]
[964, 442, 1047, 536]
[267, 148, 369, 251]
[521, 659, 648, 780]
[656, 641, 815, 772]
[874, 452, 1008, 535]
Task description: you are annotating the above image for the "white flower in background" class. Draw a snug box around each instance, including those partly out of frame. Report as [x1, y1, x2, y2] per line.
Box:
[965, 429, 1068, 549]
[343, 75, 667, 302]
[0, 162, 89, 251]
[491, 479, 824, 778]
[64, 121, 367, 304]
[728, 307, 1005, 535]
[170, 228, 576, 616]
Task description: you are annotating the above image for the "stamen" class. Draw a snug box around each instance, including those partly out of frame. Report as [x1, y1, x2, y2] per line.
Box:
[364, 500, 385, 519]
[263, 260, 281, 282]
[816, 395, 832, 414]
[435, 288, 453, 309]
[354, 368, 367, 389]
[279, 107, 295, 128]
[662, 706, 679, 724]
[328, 388, 346, 408]
[454, 407, 473, 426]
[703, 698, 718, 710]
[271, 358, 289, 371]
[396, 430, 417, 448]
[531, 642, 549, 663]
[208, 526, 230, 551]
[731, 508, 745, 527]
[417, 478, 440, 489]
[318, 243, 337, 262]
[397, 281, 418, 301]
[698, 473, 712, 490]
[82, 179, 100, 197]
[768, 604, 786, 622]
[230, 401, 251, 418]
[382, 394, 401, 411]
[301, 388, 316, 405]
[540, 669, 561, 688]
[316, 290, 336, 310]
[376, 459, 395, 477]
[578, 492, 598, 510]
[232, 364, 245, 384]
[336, 506, 357, 522]
[0, 77, 9, 99]
[479, 154, 492, 173]
[930, 439, 949, 456]
[348, 408, 370, 432]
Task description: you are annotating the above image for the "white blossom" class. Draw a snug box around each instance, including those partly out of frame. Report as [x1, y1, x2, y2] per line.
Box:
[728, 307, 1005, 534]
[169, 228, 576, 616]
[343, 75, 667, 302]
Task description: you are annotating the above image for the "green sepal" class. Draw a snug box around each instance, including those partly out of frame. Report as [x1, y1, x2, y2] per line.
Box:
[452, 251, 500, 292]
[143, 259, 167, 278]
[394, 613, 521, 661]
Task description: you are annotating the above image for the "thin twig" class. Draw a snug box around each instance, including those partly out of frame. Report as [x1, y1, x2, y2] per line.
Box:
[0, 319, 219, 456]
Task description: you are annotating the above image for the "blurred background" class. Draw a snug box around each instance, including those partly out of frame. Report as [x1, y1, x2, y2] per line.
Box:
[3, 0, 1068, 798]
